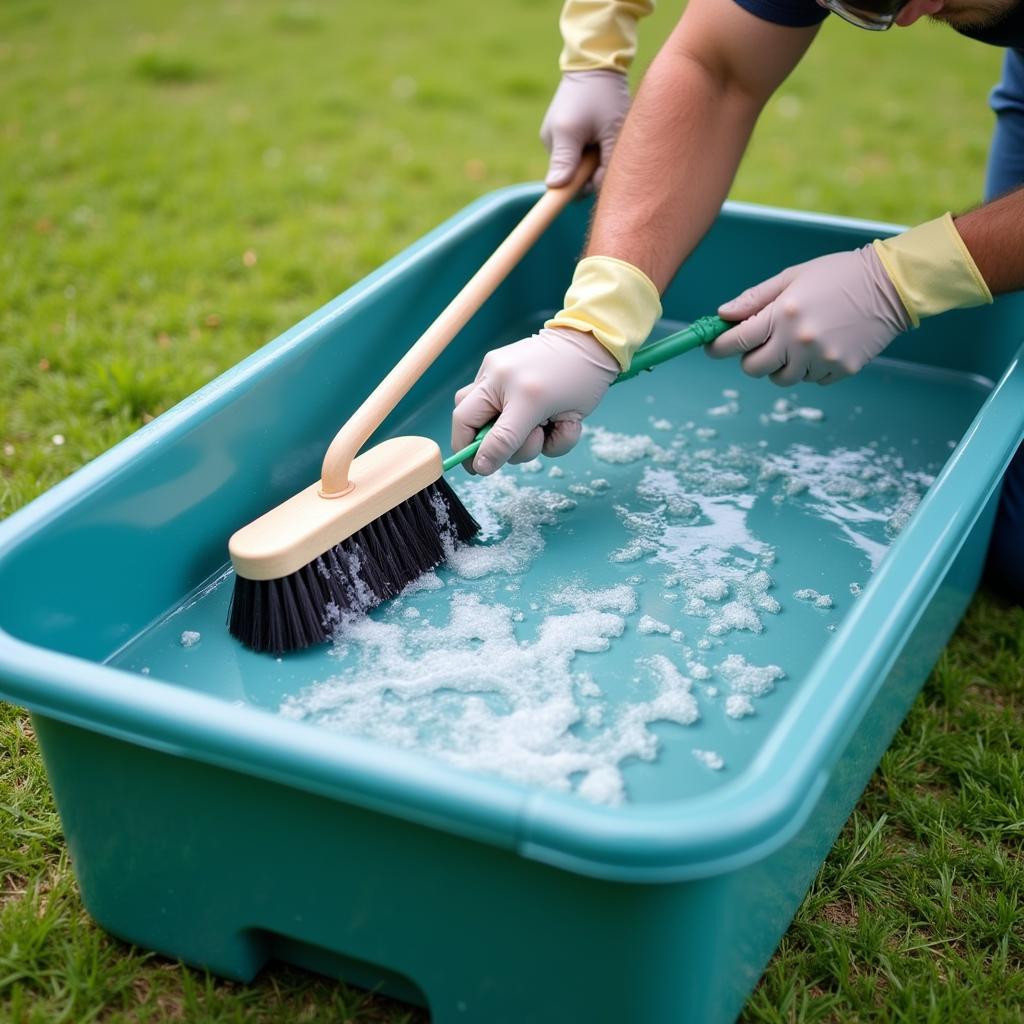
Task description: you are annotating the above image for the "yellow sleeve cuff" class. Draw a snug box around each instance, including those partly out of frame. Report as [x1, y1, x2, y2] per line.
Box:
[872, 213, 993, 328]
[559, 0, 656, 73]
[546, 255, 662, 370]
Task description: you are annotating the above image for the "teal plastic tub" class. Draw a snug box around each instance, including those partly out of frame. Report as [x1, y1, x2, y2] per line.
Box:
[0, 191, 1021, 1023]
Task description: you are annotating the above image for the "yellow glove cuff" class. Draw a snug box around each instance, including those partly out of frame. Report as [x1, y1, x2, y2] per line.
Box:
[872, 213, 992, 328]
[546, 255, 662, 370]
[559, 0, 655, 73]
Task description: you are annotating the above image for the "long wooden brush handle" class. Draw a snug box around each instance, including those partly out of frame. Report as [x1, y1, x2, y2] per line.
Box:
[319, 151, 600, 498]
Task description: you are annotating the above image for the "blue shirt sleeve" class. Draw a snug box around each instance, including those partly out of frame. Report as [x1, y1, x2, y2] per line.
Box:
[730, 0, 829, 28]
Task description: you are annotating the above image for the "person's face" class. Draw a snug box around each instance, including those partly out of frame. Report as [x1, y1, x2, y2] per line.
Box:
[894, 0, 1019, 27]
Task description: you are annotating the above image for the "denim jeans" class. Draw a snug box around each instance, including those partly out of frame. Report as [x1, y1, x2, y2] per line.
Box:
[983, 49, 1024, 600]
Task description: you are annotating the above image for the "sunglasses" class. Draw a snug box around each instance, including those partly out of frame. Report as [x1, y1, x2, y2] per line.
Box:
[816, 0, 910, 29]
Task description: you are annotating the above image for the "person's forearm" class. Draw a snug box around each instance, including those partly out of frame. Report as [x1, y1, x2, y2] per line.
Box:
[585, 1, 817, 293]
[954, 186, 1024, 295]
[585, 49, 758, 291]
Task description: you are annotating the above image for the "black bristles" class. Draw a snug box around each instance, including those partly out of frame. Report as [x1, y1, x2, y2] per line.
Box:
[228, 477, 480, 654]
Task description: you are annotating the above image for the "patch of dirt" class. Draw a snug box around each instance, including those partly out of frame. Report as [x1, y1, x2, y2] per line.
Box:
[819, 899, 859, 928]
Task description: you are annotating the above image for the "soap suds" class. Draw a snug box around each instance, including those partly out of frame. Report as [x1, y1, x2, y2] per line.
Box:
[717, 654, 785, 697]
[281, 590, 700, 806]
[588, 426, 667, 464]
[725, 693, 755, 719]
[707, 401, 739, 417]
[551, 583, 638, 615]
[692, 749, 724, 770]
[768, 397, 825, 423]
[638, 615, 671, 635]
[794, 588, 834, 609]
[444, 474, 574, 579]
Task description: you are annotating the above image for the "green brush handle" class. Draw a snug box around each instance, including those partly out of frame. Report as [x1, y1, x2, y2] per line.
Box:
[442, 315, 730, 473]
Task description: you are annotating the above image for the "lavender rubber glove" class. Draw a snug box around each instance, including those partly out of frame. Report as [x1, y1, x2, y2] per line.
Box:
[452, 327, 620, 475]
[706, 245, 913, 386]
[540, 70, 630, 191]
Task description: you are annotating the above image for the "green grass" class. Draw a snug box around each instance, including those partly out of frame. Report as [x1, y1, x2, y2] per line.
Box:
[0, 0, 1019, 1019]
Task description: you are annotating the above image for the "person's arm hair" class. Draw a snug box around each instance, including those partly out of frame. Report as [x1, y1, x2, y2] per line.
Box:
[586, 0, 819, 292]
[955, 187, 1024, 295]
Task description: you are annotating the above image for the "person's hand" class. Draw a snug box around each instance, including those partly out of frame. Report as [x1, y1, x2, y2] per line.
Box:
[706, 245, 913, 385]
[540, 70, 630, 191]
[452, 327, 620, 475]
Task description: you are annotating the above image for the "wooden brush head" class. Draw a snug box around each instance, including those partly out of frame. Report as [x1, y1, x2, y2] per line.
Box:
[229, 436, 443, 581]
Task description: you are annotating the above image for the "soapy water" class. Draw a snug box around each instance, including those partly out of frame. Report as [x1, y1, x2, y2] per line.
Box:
[283, 583, 702, 806]
[279, 397, 937, 805]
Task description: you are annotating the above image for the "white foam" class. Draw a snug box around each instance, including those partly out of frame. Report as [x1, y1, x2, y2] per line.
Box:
[519, 459, 544, 473]
[635, 654, 699, 726]
[767, 397, 825, 423]
[626, 464, 780, 638]
[693, 578, 729, 601]
[180, 630, 201, 648]
[692, 749, 724, 770]
[283, 590, 702, 806]
[759, 443, 932, 568]
[548, 465, 565, 478]
[551, 584, 638, 615]
[401, 571, 444, 596]
[445, 473, 574, 579]
[707, 601, 763, 636]
[707, 401, 739, 417]
[638, 615, 671, 635]
[885, 490, 921, 538]
[636, 468, 700, 518]
[717, 653, 785, 697]
[651, 418, 673, 431]
[588, 426, 665, 464]
[794, 588, 834, 609]
[725, 693, 755, 719]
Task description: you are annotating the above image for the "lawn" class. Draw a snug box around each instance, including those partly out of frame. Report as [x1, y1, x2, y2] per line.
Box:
[1, 0, 1022, 1020]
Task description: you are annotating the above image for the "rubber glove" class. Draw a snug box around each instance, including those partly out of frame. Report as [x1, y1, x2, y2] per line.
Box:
[706, 245, 914, 386]
[559, 0, 655, 73]
[451, 327, 620, 475]
[541, 71, 631, 190]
